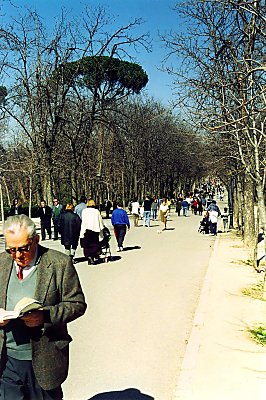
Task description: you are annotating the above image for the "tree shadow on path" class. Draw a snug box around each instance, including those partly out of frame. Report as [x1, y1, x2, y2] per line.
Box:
[88, 388, 154, 400]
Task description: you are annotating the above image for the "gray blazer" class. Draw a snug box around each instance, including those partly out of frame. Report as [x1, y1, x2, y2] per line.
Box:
[0, 245, 87, 390]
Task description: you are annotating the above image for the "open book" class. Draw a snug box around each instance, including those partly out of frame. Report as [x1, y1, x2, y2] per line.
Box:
[0, 297, 43, 322]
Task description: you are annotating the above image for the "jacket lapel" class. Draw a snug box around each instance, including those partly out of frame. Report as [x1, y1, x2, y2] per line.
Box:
[0, 257, 13, 308]
[34, 246, 54, 304]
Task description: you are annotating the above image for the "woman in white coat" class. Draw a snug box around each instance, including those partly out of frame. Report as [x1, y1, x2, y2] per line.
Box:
[80, 199, 104, 264]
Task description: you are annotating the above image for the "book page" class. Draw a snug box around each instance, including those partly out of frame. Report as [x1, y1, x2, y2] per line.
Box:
[0, 297, 43, 322]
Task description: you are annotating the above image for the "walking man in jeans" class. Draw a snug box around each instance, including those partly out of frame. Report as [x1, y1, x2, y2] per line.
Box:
[111, 201, 130, 251]
[143, 196, 152, 227]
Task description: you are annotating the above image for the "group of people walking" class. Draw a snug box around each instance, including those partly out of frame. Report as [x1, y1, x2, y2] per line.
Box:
[37, 196, 131, 264]
[131, 197, 170, 232]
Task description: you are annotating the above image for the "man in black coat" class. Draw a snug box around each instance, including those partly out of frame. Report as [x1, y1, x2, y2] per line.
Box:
[37, 200, 52, 241]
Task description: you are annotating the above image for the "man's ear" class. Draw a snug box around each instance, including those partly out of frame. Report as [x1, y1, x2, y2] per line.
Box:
[35, 234, 40, 244]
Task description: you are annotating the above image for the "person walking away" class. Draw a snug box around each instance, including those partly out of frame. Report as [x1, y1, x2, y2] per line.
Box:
[37, 199, 52, 241]
[175, 196, 182, 216]
[143, 196, 152, 227]
[74, 195, 87, 220]
[131, 199, 140, 227]
[80, 199, 104, 265]
[192, 198, 198, 215]
[52, 198, 63, 240]
[207, 200, 221, 235]
[197, 197, 203, 216]
[151, 199, 158, 220]
[105, 199, 112, 219]
[181, 198, 189, 216]
[159, 198, 169, 232]
[60, 203, 81, 259]
[0, 214, 86, 400]
[201, 195, 207, 210]
[111, 201, 130, 251]
[9, 198, 23, 216]
[221, 207, 229, 232]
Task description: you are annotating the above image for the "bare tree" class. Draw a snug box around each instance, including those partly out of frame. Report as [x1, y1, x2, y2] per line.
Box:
[163, 0, 266, 269]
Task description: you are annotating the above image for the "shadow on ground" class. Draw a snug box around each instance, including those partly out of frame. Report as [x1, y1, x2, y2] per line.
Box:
[122, 245, 141, 251]
[74, 255, 122, 264]
[88, 388, 154, 400]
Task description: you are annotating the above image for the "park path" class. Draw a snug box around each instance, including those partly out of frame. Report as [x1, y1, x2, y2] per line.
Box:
[60, 209, 216, 400]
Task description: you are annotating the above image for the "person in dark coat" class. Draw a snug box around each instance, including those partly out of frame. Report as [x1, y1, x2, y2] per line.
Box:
[37, 200, 52, 241]
[60, 203, 81, 259]
[8, 198, 23, 216]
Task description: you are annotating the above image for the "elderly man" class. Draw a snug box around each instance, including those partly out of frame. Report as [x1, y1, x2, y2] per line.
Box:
[0, 214, 87, 400]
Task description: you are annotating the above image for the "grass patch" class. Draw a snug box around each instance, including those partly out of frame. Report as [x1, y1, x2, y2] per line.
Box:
[242, 282, 264, 300]
[231, 258, 253, 267]
[249, 325, 266, 346]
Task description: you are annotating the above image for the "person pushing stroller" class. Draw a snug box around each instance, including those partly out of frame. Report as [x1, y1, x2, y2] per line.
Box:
[198, 211, 210, 234]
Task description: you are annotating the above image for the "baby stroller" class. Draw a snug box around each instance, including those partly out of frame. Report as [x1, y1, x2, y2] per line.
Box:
[99, 226, 112, 263]
[198, 215, 210, 234]
[80, 227, 112, 265]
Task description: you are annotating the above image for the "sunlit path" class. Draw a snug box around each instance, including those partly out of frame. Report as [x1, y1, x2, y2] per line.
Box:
[61, 209, 216, 400]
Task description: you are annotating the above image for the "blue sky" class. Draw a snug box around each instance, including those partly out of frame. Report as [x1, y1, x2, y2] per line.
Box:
[1, 0, 179, 106]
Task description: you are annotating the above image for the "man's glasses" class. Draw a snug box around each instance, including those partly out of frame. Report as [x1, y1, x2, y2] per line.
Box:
[5, 240, 33, 255]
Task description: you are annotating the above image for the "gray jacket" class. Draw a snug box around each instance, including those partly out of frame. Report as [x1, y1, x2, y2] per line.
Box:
[0, 245, 87, 390]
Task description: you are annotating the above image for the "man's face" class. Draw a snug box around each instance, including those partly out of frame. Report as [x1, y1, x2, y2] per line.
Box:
[5, 227, 39, 267]
[41, 201, 45, 208]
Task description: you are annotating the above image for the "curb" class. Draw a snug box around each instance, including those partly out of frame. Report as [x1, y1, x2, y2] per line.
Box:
[172, 234, 220, 400]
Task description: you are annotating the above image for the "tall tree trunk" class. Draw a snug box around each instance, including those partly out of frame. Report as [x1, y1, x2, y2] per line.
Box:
[243, 173, 255, 249]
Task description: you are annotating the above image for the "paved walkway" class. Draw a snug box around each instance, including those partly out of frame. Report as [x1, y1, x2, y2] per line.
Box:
[1, 211, 266, 399]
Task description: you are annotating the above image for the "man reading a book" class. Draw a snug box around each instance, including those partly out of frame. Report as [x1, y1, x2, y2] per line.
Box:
[0, 214, 87, 400]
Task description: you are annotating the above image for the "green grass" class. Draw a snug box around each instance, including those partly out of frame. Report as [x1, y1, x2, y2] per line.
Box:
[242, 282, 264, 300]
[249, 325, 266, 346]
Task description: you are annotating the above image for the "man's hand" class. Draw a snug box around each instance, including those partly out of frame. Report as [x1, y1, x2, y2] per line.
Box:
[21, 310, 44, 327]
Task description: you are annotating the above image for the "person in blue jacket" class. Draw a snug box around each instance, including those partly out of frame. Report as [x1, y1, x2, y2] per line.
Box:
[111, 200, 130, 251]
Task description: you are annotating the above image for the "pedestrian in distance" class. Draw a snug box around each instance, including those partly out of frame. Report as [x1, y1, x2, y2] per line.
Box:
[175, 196, 182, 216]
[8, 198, 23, 217]
[207, 200, 221, 235]
[0, 214, 86, 400]
[159, 198, 169, 232]
[151, 198, 158, 220]
[80, 199, 104, 265]
[74, 195, 87, 220]
[52, 198, 63, 240]
[181, 198, 189, 217]
[60, 203, 81, 259]
[111, 200, 130, 251]
[143, 196, 152, 227]
[105, 199, 112, 219]
[37, 199, 52, 241]
[221, 207, 229, 232]
[131, 199, 140, 227]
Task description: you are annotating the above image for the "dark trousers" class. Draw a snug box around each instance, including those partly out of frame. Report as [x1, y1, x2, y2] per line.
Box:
[0, 356, 63, 400]
[114, 224, 127, 247]
[41, 221, 52, 240]
[52, 219, 60, 240]
[209, 221, 217, 235]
